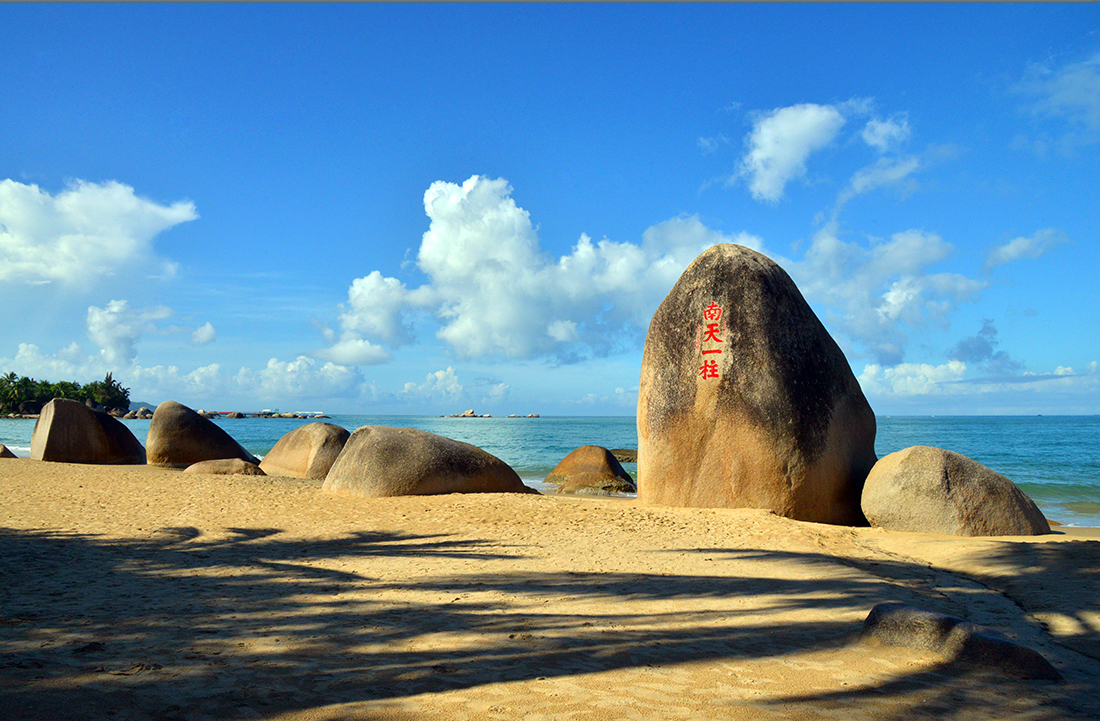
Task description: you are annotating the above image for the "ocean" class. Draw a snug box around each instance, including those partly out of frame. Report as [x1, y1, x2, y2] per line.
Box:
[3, 414, 1098, 527]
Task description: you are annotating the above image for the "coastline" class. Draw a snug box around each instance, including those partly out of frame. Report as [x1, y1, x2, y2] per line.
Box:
[2, 459, 1100, 719]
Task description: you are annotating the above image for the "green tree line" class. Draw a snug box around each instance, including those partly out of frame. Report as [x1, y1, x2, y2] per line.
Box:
[0, 372, 131, 413]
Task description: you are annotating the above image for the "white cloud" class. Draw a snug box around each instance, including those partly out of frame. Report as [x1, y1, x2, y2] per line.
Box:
[313, 337, 392, 366]
[325, 177, 764, 362]
[236, 357, 363, 400]
[859, 360, 1100, 400]
[984, 228, 1066, 272]
[859, 360, 968, 396]
[190, 322, 216, 346]
[1014, 52, 1100, 152]
[836, 155, 920, 208]
[399, 366, 464, 400]
[0, 179, 197, 287]
[861, 115, 911, 153]
[738, 103, 848, 202]
[86, 299, 173, 366]
[786, 225, 986, 365]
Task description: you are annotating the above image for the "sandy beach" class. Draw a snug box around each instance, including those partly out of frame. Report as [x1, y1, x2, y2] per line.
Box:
[2, 458, 1099, 720]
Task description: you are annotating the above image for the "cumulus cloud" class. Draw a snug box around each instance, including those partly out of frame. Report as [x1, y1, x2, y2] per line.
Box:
[0, 179, 197, 286]
[1014, 52, 1100, 153]
[785, 225, 986, 365]
[190, 322, 216, 346]
[861, 115, 911, 153]
[858, 360, 968, 396]
[984, 228, 1066, 272]
[235, 357, 363, 400]
[86, 299, 173, 366]
[738, 103, 848, 202]
[399, 366, 464, 400]
[323, 176, 764, 363]
[948, 319, 1023, 374]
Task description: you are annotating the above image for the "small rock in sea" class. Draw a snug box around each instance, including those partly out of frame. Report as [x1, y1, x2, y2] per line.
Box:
[545, 445, 636, 496]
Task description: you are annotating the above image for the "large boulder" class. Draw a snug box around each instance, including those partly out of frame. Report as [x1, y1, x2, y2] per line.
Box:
[861, 446, 1050, 536]
[146, 401, 259, 469]
[637, 244, 877, 525]
[0, 444, 17, 459]
[323, 426, 537, 497]
[260, 422, 350, 479]
[29, 398, 145, 465]
[545, 445, 636, 495]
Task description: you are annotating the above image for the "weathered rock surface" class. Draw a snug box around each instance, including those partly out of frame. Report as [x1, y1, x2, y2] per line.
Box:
[862, 601, 1061, 680]
[637, 244, 877, 525]
[146, 401, 259, 469]
[29, 398, 145, 465]
[323, 426, 537, 497]
[0, 444, 16, 459]
[545, 445, 636, 496]
[610, 448, 638, 463]
[861, 445, 1050, 536]
[260, 423, 350, 479]
[182, 458, 266, 476]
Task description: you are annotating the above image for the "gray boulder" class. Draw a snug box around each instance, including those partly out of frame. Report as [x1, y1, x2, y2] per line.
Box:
[862, 602, 1060, 680]
[323, 426, 537, 497]
[146, 401, 259, 469]
[260, 422, 350, 479]
[545, 445, 636, 495]
[861, 445, 1050, 536]
[183, 458, 266, 476]
[637, 244, 877, 525]
[29, 398, 145, 465]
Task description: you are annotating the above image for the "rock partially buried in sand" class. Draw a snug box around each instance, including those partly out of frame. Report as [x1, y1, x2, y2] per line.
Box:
[0, 444, 17, 459]
[637, 244, 877, 525]
[323, 426, 537, 497]
[545, 445, 636, 496]
[260, 422, 350, 479]
[146, 401, 259, 469]
[862, 601, 1061, 680]
[861, 445, 1050, 536]
[30, 398, 146, 465]
[183, 458, 266, 476]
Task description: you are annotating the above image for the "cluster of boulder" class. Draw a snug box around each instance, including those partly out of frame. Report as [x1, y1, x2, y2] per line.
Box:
[636, 244, 1051, 537]
[445, 410, 540, 418]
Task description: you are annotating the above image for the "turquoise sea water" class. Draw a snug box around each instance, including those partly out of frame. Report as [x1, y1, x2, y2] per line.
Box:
[3, 414, 1098, 527]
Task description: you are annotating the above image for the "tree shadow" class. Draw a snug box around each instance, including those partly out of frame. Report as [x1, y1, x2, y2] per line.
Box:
[0, 525, 1096, 720]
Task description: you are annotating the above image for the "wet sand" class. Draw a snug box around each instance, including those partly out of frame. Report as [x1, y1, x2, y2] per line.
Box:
[2, 458, 1098, 720]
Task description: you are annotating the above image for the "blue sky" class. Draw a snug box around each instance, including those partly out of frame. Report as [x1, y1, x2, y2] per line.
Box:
[2, 4, 1098, 415]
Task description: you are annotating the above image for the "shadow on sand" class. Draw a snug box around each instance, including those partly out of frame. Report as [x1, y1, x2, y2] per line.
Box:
[1, 525, 1097, 720]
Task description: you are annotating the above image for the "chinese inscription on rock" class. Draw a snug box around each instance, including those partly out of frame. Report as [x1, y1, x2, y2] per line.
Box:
[697, 302, 725, 380]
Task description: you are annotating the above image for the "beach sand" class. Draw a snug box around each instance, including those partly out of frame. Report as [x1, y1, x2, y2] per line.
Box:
[2, 458, 1098, 720]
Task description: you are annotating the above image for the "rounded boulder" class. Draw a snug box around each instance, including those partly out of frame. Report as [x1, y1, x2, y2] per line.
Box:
[29, 398, 145, 465]
[637, 244, 877, 525]
[861, 446, 1050, 536]
[146, 401, 259, 469]
[545, 445, 636, 496]
[260, 422, 350, 479]
[323, 425, 537, 497]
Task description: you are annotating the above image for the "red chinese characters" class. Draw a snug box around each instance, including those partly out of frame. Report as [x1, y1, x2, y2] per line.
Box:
[697, 302, 726, 379]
